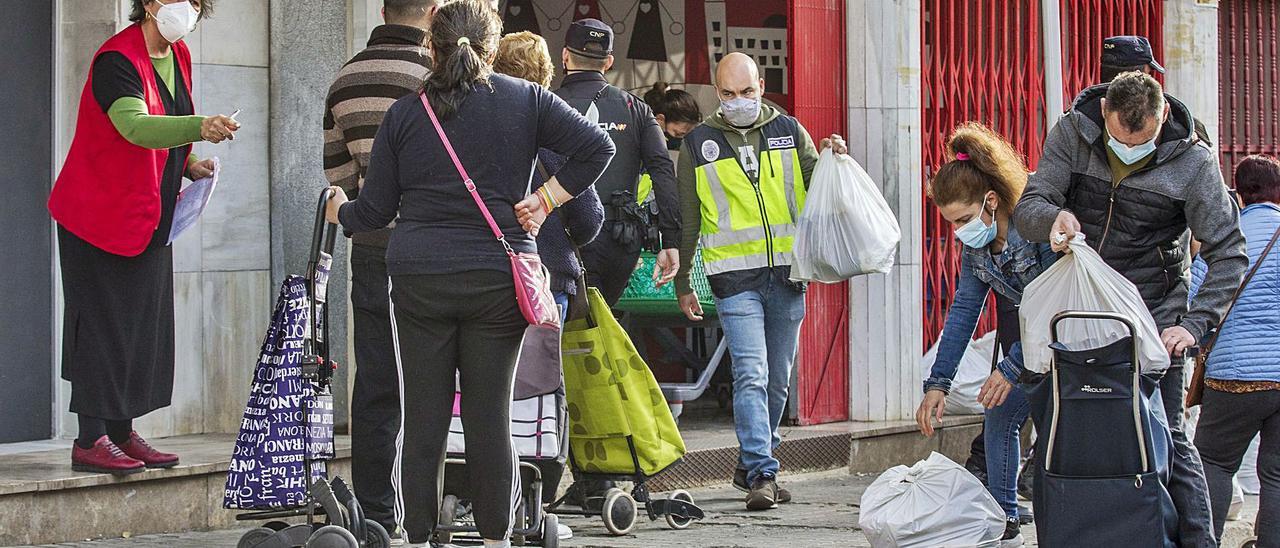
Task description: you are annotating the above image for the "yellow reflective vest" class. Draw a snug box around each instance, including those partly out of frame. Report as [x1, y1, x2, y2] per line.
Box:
[684, 117, 807, 276]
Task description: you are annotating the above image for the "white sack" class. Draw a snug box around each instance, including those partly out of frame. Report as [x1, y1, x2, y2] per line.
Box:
[1019, 236, 1170, 374]
[921, 331, 998, 415]
[791, 149, 900, 282]
[859, 452, 1005, 548]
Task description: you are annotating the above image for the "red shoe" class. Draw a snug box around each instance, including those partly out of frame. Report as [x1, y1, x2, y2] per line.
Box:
[118, 431, 180, 469]
[72, 436, 146, 475]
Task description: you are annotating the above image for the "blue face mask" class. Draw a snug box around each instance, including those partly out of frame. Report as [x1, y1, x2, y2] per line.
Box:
[1108, 133, 1158, 165]
[954, 201, 997, 249]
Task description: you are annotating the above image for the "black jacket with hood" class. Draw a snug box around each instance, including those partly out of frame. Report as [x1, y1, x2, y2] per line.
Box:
[1014, 84, 1247, 343]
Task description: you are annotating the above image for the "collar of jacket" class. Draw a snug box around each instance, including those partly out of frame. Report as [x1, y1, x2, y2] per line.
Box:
[561, 71, 608, 87]
[963, 222, 1032, 266]
[368, 24, 428, 47]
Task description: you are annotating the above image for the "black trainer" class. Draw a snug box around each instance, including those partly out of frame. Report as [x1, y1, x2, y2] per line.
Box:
[733, 467, 791, 503]
[1000, 517, 1024, 547]
[744, 475, 779, 511]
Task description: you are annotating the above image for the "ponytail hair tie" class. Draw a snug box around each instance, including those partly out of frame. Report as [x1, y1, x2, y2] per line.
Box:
[457, 36, 471, 47]
[955, 152, 970, 161]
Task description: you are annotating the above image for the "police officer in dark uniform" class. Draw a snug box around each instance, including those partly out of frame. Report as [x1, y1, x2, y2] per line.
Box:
[555, 19, 681, 305]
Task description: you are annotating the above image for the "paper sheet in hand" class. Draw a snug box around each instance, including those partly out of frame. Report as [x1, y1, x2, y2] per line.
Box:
[168, 157, 219, 245]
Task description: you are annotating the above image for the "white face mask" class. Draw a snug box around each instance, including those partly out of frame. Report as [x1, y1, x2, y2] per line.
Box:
[152, 1, 199, 44]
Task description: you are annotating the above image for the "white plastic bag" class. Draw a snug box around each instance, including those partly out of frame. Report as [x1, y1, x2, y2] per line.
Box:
[1238, 435, 1262, 495]
[1019, 236, 1171, 374]
[791, 149, 900, 282]
[921, 331, 998, 415]
[859, 452, 1005, 548]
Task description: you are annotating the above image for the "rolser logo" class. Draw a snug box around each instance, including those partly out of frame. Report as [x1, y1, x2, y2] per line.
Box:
[1080, 384, 1113, 394]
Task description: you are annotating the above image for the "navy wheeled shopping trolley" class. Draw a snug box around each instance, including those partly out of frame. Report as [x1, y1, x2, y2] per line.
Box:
[1028, 311, 1177, 548]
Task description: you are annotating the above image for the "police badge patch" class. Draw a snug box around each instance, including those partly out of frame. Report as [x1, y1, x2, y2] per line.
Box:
[701, 140, 720, 162]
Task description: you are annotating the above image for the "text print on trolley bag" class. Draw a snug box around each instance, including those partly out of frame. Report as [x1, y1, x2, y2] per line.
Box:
[791, 149, 901, 282]
[1019, 235, 1171, 375]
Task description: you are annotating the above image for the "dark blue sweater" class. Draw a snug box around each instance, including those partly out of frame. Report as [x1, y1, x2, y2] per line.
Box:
[536, 150, 604, 295]
[339, 74, 615, 275]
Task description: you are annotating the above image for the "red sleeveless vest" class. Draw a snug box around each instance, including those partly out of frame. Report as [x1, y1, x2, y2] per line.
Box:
[49, 24, 193, 257]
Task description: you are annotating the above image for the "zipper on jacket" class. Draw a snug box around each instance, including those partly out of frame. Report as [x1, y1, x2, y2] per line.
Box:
[1098, 188, 1118, 252]
[752, 179, 775, 267]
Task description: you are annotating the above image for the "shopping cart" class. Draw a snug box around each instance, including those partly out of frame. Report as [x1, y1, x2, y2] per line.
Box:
[229, 189, 389, 548]
[1028, 311, 1177, 548]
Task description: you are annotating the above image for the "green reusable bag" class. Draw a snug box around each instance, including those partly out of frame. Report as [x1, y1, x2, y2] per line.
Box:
[561, 288, 686, 476]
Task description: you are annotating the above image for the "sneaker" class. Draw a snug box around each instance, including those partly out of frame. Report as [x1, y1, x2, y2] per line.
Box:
[1000, 518, 1024, 547]
[556, 521, 573, 540]
[734, 468, 791, 503]
[744, 476, 779, 511]
[71, 436, 146, 475]
[1017, 504, 1033, 525]
[116, 431, 179, 468]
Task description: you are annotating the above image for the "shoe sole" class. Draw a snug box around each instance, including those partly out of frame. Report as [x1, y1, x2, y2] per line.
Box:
[1000, 535, 1025, 548]
[744, 494, 778, 511]
[144, 461, 179, 469]
[72, 463, 145, 475]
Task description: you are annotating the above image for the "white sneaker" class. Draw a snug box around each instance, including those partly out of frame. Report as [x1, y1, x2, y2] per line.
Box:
[557, 521, 574, 540]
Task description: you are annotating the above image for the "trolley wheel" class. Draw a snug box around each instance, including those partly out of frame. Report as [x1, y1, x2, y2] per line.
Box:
[305, 524, 359, 548]
[664, 490, 696, 530]
[264, 521, 291, 532]
[601, 488, 637, 536]
[541, 513, 560, 548]
[362, 519, 391, 548]
[237, 527, 276, 548]
[434, 494, 458, 544]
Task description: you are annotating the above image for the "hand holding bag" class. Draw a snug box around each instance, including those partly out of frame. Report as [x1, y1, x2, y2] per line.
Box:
[420, 93, 559, 328]
[1186, 223, 1280, 407]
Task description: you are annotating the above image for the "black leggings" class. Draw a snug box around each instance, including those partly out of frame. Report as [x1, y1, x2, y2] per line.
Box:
[389, 270, 527, 543]
[1194, 387, 1280, 546]
[77, 415, 132, 448]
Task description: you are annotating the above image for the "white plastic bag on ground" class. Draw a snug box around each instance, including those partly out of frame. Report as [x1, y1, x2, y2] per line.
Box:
[1239, 435, 1262, 495]
[791, 149, 900, 282]
[1019, 236, 1171, 374]
[859, 452, 1005, 548]
[921, 331, 998, 415]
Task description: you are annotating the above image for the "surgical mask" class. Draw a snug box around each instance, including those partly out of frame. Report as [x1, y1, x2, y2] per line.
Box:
[954, 201, 998, 249]
[152, 1, 199, 44]
[1108, 133, 1158, 165]
[720, 96, 761, 127]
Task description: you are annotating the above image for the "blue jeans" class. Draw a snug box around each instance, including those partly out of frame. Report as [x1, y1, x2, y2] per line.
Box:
[554, 291, 569, 324]
[717, 279, 806, 485]
[984, 383, 1031, 519]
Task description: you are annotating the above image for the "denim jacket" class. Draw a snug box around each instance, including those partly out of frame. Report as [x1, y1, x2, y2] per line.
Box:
[924, 225, 1059, 393]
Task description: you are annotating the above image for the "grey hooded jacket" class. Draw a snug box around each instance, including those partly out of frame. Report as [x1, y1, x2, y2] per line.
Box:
[1013, 84, 1246, 343]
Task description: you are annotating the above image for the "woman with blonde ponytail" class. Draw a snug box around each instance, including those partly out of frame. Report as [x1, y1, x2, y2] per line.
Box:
[324, 1, 616, 545]
[915, 122, 1058, 546]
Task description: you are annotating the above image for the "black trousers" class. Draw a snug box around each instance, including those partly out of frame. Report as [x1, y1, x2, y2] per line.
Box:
[349, 245, 400, 531]
[1157, 364, 1218, 548]
[1195, 387, 1280, 546]
[580, 233, 641, 307]
[390, 270, 527, 543]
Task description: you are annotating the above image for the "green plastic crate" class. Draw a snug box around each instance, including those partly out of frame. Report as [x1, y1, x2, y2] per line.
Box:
[614, 248, 717, 317]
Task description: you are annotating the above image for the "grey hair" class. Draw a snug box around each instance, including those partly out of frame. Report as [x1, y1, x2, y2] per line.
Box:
[1104, 71, 1166, 133]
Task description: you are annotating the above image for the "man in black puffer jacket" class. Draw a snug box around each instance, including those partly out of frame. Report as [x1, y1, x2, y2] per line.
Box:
[1015, 72, 1246, 548]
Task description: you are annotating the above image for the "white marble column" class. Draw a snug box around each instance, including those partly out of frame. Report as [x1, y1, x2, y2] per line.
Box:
[1163, 0, 1221, 147]
[846, 0, 925, 421]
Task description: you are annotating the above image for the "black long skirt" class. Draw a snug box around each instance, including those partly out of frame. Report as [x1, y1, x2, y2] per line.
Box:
[58, 225, 176, 420]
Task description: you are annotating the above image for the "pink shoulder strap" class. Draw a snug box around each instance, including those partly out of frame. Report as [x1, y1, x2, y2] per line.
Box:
[419, 93, 514, 255]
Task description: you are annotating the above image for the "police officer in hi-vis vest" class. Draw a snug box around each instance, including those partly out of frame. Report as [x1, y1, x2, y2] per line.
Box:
[674, 52, 846, 511]
[554, 19, 682, 306]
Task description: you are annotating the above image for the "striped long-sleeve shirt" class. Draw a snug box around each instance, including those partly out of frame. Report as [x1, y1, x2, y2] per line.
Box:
[323, 24, 430, 247]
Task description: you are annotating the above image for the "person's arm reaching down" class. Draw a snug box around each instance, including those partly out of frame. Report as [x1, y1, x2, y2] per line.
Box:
[1014, 116, 1080, 251]
[332, 113, 402, 231]
[1175, 159, 1247, 344]
[323, 94, 360, 199]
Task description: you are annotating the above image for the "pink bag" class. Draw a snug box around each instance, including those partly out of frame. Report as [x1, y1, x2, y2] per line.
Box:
[420, 94, 560, 328]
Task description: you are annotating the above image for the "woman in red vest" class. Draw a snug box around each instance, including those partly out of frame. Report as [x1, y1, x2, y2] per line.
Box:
[48, 0, 238, 475]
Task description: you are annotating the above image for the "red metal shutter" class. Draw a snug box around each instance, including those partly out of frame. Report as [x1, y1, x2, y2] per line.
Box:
[789, 0, 849, 425]
[1060, 0, 1165, 108]
[1219, 0, 1280, 185]
[921, 0, 1048, 350]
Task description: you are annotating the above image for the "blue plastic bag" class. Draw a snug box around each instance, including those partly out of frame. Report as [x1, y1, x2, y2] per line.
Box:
[223, 275, 329, 510]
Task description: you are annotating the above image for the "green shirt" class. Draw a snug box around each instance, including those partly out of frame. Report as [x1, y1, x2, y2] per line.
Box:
[1104, 133, 1156, 185]
[104, 53, 204, 152]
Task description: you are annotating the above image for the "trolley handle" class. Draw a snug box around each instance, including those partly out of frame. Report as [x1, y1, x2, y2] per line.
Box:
[310, 187, 339, 266]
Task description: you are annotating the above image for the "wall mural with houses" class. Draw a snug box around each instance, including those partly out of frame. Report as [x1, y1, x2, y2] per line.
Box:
[497, 0, 791, 114]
